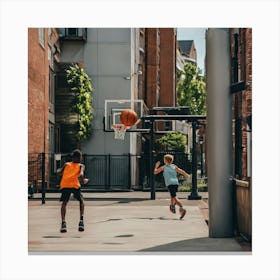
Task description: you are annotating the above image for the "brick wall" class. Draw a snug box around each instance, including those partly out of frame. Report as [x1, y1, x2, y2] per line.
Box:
[28, 28, 62, 188]
[242, 29, 252, 179]
[231, 28, 252, 180]
[159, 28, 176, 107]
[28, 28, 49, 154]
[145, 28, 160, 109]
[231, 28, 252, 241]
[188, 42, 197, 61]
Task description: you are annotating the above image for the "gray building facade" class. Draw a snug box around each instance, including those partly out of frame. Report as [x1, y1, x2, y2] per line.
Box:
[58, 28, 140, 155]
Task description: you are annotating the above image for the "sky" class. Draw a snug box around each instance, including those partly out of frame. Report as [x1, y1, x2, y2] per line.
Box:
[177, 28, 207, 75]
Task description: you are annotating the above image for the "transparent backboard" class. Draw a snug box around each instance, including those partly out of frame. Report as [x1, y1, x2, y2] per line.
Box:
[104, 99, 193, 134]
[104, 99, 149, 132]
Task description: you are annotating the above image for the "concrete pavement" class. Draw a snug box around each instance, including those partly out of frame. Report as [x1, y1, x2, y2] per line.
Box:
[28, 192, 249, 254]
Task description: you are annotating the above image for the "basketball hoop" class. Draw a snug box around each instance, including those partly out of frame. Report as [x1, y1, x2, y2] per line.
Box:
[112, 124, 128, 140]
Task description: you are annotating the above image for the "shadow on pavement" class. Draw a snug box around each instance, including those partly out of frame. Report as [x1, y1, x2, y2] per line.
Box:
[139, 237, 247, 253]
[29, 196, 149, 204]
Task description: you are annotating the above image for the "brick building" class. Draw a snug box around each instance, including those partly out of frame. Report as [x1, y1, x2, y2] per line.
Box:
[144, 28, 177, 109]
[159, 28, 177, 107]
[145, 28, 161, 109]
[178, 40, 197, 63]
[28, 27, 61, 153]
[230, 28, 252, 240]
[28, 28, 61, 190]
[28, 28, 49, 154]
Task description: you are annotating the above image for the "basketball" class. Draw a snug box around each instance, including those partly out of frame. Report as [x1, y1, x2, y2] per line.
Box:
[120, 109, 138, 127]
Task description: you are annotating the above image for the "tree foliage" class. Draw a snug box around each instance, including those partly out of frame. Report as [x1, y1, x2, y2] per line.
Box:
[66, 64, 94, 141]
[177, 62, 206, 115]
[156, 132, 187, 153]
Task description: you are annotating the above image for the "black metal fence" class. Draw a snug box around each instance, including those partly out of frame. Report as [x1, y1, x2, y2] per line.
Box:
[83, 154, 132, 191]
[28, 152, 192, 197]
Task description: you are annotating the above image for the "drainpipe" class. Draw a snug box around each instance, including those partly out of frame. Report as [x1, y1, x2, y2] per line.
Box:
[206, 28, 233, 237]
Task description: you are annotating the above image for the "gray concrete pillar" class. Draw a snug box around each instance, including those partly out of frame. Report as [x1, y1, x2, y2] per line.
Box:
[206, 28, 233, 237]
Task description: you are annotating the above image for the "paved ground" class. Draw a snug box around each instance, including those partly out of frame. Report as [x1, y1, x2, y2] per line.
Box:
[28, 192, 250, 254]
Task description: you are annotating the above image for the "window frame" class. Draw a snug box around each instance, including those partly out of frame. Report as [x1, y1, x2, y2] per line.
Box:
[39, 28, 45, 48]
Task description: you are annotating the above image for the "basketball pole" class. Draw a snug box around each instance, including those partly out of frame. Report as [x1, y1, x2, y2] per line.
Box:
[188, 121, 202, 200]
[149, 120, 156, 200]
[206, 28, 233, 237]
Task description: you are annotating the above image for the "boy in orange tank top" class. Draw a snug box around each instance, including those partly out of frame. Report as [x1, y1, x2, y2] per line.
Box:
[57, 149, 89, 233]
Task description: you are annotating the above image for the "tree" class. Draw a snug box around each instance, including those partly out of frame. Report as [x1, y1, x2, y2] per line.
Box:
[66, 64, 94, 141]
[156, 132, 187, 153]
[177, 62, 206, 115]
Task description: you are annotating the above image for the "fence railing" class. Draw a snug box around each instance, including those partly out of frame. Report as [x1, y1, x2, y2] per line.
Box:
[28, 152, 192, 202]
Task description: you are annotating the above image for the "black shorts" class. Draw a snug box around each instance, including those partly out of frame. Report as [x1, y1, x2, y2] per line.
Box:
[167, 185, 178, 198]
[59, 188, 83, 202]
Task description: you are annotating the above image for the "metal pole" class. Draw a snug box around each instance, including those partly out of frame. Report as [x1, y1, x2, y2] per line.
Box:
[41, 152, 46, 204]
[188, 121, 201, 200]
[108, 154, 111, 191]
[206, 28, 233, 237]
[149, 120, 155, 200]
[128, 153, 131, 190]
[200, 141, 203, 178]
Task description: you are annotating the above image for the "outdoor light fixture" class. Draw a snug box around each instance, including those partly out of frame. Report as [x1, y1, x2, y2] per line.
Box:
[123, 71, 142, 80]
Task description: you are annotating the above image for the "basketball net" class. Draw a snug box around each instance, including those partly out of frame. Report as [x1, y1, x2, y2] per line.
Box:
[112, 124, 129, 140]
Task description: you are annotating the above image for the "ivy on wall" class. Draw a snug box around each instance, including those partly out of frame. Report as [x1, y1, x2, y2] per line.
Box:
[66, 64, 94, 141]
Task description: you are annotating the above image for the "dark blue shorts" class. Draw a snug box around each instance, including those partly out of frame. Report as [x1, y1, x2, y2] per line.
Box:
[59, 188, 83, 202]
[167, 185, 178, 198]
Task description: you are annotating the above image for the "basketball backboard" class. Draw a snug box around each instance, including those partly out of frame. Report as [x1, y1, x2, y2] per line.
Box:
[104, 100, 199, 135]
[104, 99, 149, 132]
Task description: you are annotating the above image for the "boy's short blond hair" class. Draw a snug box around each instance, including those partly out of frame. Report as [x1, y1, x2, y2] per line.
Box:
[164, 154, 174, 164]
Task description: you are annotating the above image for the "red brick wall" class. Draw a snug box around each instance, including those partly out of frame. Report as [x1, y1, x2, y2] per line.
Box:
[188, 42, 197, 61]
[231, 28, 252, 240]
[241, 29, 252, 179]
[159, 28, 176, 107]
[231, 28, 252, 180]
[146, 28, 160, 109]
[241, 28, 252, 180]
[28, 28, 49, 154]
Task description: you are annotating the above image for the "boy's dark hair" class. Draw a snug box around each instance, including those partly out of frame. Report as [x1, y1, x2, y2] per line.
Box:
[71, 149, 82, 159]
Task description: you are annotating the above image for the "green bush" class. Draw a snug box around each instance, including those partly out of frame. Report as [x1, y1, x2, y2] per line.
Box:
[178, 182, 208, 192]
[156, 132, 187, 152]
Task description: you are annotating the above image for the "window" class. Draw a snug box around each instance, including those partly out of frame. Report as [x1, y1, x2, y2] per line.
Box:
[48, 47, 54, 69]
[55, 125, 60, 153]
[67, 28, 78, 36]
[49, 122, 55, 153]
[48, 28, 52, 38]
[39, 28, 45, 48]
[49, 69, 55, 113]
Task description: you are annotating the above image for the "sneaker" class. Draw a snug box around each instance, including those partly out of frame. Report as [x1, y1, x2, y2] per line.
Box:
[179, 208, 186, 220]
[78, 220, 84, 232]
[169, 204, 176, 214]
[60, 221, 67, 233]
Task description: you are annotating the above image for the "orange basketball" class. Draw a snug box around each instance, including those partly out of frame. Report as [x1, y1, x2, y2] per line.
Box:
[120, 109, 138, 127]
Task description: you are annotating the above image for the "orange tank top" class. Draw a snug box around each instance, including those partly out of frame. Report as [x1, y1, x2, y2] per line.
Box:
[60, 162, 81, 189]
